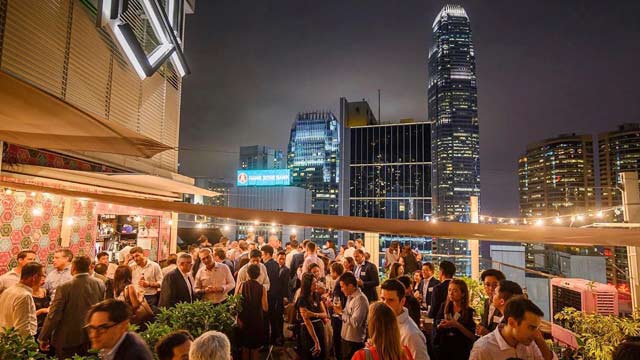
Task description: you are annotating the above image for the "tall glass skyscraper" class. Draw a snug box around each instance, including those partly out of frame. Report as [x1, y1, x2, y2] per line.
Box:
[287, 111, 340, 242]
[428, 5, 479, 275]
[429, 4, 480, 219]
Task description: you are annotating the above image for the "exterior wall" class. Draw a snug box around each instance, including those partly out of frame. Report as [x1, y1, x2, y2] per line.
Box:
[599, 123, 640, 207]
[0, 0, 181, 173]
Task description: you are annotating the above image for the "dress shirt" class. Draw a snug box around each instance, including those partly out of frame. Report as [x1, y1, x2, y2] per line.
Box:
[131, 260, 163, 296]
[421, 276, 435, 307]
[106, 263, 118, 279]
[236, 262, 270, 291]
[300, 254, 324, 279]
[397, 308, 429, 360]
[285, 249, 299, 268]
[0, 283, 37, 336]
[44, 266, 72, 299]
[195, 262, 235, 303]
[354, 263, 364, 279]
[0, 270, 19, 295]
[470, 325, 558, 360]
[181, 271, 194, 299]
[100, 331, 127, 360]
[341, 288, 369, 343]
[162, 264, 178, 277]
[343, 247, 356, 259]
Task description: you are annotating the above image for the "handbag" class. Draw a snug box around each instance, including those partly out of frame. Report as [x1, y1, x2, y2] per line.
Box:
[125, 285, 154, 324]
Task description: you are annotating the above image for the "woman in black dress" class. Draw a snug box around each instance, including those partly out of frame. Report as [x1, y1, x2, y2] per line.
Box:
[237, 264, 268, 360]
[297, 272, 328, 360]
[31, 275, 50, 342]
[434, 278, 476, 360]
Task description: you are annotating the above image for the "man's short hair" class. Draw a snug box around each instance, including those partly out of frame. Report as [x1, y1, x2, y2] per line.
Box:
[330, 262, 344, 276]
[261, 245, 274, 256]
[97, 251, 109, 260]
[503, 297, 544, 324]
[381, 279, 406, 299]
[277, 251, 287, 257]
[291, 239, 299, 248]
[17, 250, 36, 261]
[347, 240, 355, 247]
[284, 242, 291, 248]
[87, 299, 132, 324]
[354, 249, 365, 256]
[497, 280, 523, 300]
[422, 262, 435, 272]
[355, 239, 363, 246]
[56, 248, 73, 261]
[439, 260, 456, 278]
[238, 240, 248, 251]
[213, 248, 226, 260]
[199, 248, 212, 256]
[21, 262, 43, 280]
[308, 263, 320, 272]
[73, 255, 92, 273]
[397, 275, 412, 290]
[301, 239, 310, 248]
[247, 264, 261, 280]
[129, 246, 144, 255]
[306, 242, 316, 252]
[177, 253, 193, 264]
[167, 254, 178, 265]
[189, 330, 231, 360]
[156, 330, 194, 360]
[338, 272, 357, 287]
[249, 249, 262, 259]
[94, 263, 108, 276]
[481, 268, 506, 282]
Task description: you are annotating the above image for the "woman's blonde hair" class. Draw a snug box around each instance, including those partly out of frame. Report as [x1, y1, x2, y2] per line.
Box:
[368, 302, 405, 360]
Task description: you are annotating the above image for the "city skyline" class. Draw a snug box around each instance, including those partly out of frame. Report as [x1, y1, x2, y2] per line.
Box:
[179, 0, 640, 217]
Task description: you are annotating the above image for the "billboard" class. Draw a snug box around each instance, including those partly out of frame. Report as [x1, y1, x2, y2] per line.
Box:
[236, 169, 291, 187]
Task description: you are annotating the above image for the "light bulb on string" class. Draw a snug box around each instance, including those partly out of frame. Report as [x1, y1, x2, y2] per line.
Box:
[509, 219, 516, 225]
[535, 219, 544, 226]
[576, 215, 585, 221]
[32, 207, 43, 216]
[167, 220, 173, 226]
[253, 220, 260, 226]
[596, 211, 604, 218]
[4, 188, 12, 195]
[555, 217, 562, 224]
[480, 216, 485, 222]
[290, 228, 297, 234]
[248, 226, 255, 232]
[196, 223, 203, 229]
[431, 218, 437, 224]
[66, 217, 75, 226]
[223, 225, 230, 231]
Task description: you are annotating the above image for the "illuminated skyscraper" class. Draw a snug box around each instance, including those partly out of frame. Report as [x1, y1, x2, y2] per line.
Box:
[428, 5, 479, 275]
[287, 111, 340, 242]
[239, 145, 284, 170]
[429, 4, 480, 218]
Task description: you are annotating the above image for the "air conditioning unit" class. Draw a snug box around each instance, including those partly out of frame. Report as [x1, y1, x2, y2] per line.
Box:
[550, 278, 618, 349]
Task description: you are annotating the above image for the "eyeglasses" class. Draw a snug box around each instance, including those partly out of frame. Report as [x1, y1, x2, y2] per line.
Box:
[84, 322, 120, 334]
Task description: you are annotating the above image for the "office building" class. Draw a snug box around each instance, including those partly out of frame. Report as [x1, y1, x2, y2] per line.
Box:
[240, 145, 284, 170]
[287, 111, 340, 242]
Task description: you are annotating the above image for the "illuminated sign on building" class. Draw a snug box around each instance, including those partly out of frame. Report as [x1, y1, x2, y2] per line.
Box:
[236, 169, 292, 187]
[98, 0, 190, 79]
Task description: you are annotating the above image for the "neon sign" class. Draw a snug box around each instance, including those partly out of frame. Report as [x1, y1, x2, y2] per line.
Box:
[98, 0, 190, 79]
[236, 169, 292, 187]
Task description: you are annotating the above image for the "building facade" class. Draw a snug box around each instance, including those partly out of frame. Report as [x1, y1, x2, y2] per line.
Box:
[287, 111, 340, 242]
[518, 134, 595, 218]
[599, 123, 640, 207]
[240, 145, 284, 170]
[429, 4, 480, 219]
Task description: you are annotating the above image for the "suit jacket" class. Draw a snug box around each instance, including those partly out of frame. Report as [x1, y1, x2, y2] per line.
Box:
[289, 252, 305, 278]
[264, 259, 281, 301]
[277, 265, 291, 300]
[159, 268, 194, 308]
[113, 332, 154, 360]
[417, 277, 440, 308]
[480, 297, 502, 331]
[355, 260, 379, 301]
[428, 279, 450, 319]
[39, 273, 105, 349]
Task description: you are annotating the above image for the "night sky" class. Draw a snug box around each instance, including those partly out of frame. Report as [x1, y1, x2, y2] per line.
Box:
[179, 0, 640, 217]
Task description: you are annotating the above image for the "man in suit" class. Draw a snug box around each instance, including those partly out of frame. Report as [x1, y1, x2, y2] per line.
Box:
[86, 299, 154, 359]
[428, 260, 456, 323]
[39, 255, 106, 359]
[93, 263, 114, 299]
[276, 251, 292, 303]
[289, 239, 308, 279]
[262, 245, 281, 345]
[159, 253, 195, 308]
[477, 268, 506, 336]
[416, 262, 440, 309]
[353, 248, 379, 302]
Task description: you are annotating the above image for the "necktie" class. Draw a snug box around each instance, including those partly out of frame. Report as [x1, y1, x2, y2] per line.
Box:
[186, 276, 193, 301]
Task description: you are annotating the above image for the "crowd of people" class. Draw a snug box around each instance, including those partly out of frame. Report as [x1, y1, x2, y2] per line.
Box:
[0, 236, 639, 360]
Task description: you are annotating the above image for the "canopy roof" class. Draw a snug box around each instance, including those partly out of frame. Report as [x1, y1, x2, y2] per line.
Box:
[1, 180, 639, 247]
[0, 70, 171, 158]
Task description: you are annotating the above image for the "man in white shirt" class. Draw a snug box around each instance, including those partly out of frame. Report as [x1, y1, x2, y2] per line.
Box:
[343, 240, 356, 259]
[470, 297, 556, 360]
[285, 239, 299, 268]
[0, 262, 43, 337]
[235, 250, 270, 293]
[195, 248, 235, 304]
[300, 242, 324, 279]
[380, 279, 430, 360]
[44, 249, 73, 300]
[129, 247, 163, 307]
[97, 252, 118, 279]
[0, 250, 36, 295]
[333, 272, 369, 360]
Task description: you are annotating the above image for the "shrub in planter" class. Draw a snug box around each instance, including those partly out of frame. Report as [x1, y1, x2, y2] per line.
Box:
[460, 276, 487, 317]
[0, 327, 48, 360]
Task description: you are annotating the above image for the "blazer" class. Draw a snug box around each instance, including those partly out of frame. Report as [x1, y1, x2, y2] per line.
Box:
[277, 265, 291, 300]
[159, 268, 194, 308]
[39, 273, 105, 349]
[289, 252, 305, 278]
[428, 279, 450, 319]
[113, 332, 154, 360]
[355, 260, 379, 302]
[264, 259, 282, 301]
[417, 277, 441, 308]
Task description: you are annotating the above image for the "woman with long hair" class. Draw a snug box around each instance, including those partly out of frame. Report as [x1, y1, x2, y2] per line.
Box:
[401, 245, 419, 274]
[384, 241, 400, 270]
[411, 270, 422, 294]
[434, 279, 476, 360]
[296, 272, 328, 360]
[113, 265, 141, 312]
[237, 264, 268, 360]
[352, 302, 413, 360]
[388, 262, 405, 279]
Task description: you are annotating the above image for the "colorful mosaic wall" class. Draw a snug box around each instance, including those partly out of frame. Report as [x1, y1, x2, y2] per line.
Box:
[67, 199, 97, 261]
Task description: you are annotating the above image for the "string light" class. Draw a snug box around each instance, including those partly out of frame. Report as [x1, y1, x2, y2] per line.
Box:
[576, 215, 585, 221]
[167, 220, 173, 226]
[596, 211, 604, 218]
[555, 217, 562, 224]
[223, 224, 230, 231]
[4, 188, 12, 195]
[535, 219, 544, 226]
[32, 207, 43, 216]
[290, 228, 297, 234]
[248, 226, 255, 232]
[196, 223, 203, 229]
[66, 217, 75, 226]
[431, 218, 438, 224]
[509, 219, 516, 224]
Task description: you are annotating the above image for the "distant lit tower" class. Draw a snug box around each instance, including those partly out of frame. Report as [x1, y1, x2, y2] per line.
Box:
[429, 4, 480, 219]
[428, 5, 479, 275]
[287, 111, 340, 242]
[239, 145, 284, 170]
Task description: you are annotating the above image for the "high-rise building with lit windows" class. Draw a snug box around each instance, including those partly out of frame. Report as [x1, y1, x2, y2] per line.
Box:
[428, 5, 479, 275]
[599, 123, 640, 207]
[239, 145, 284, 170]
[518, 134, 595, 218]
[429, 4, 480, 219]
[287, 111, 340, 242]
